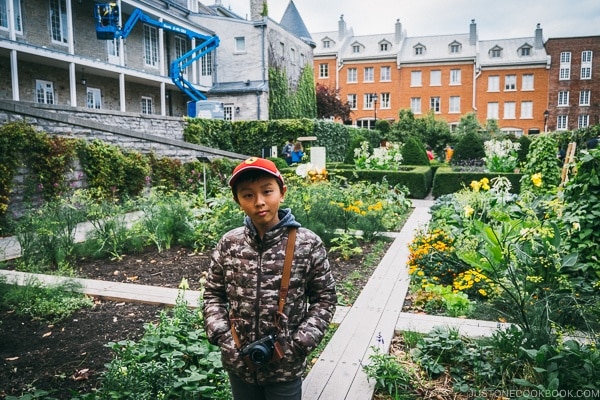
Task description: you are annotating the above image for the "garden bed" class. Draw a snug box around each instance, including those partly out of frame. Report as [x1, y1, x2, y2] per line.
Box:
[1, 240, 390, 399]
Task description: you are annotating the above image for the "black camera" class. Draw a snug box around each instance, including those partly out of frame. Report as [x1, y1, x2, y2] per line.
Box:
[240, 335, 284, 366]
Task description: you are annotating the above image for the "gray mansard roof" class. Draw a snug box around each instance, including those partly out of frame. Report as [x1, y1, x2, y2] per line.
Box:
[478, 37, 549, 67]
[398, 34, 477, 65]
[280, 0, 315, 47]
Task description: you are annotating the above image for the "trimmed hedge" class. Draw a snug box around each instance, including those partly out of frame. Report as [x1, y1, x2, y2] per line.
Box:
[432, 167, 522, 197]
[328, 166, 433, 199]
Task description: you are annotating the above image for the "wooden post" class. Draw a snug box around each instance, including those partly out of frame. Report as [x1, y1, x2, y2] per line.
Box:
[560, 142, 577, 186]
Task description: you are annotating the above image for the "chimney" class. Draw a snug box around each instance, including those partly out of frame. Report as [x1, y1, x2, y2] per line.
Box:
[534, 23, 544, 49]
[250, 0, 266, 21]
[469, 19, 477, 45]
[395, 19, 403, 43]
[338, 14, 346, 39]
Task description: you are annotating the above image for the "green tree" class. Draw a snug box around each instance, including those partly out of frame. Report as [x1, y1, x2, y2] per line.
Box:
[402, 136, 430, 165]
[451, 130, 485, 165]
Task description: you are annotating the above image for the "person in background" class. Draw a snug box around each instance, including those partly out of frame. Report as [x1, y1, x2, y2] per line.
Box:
[290, 142, 304, 164]
[281, 138, 294, 166]
[426, 146, 435, 161]
[202, 157, 337, 400]
[445, 145, 454, 163]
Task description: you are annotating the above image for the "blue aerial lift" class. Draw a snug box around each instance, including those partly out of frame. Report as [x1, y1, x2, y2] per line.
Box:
[93, 2, 222, 117]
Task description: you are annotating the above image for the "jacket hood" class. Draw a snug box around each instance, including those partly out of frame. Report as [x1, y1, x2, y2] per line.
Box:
[243, 208, 301, 243]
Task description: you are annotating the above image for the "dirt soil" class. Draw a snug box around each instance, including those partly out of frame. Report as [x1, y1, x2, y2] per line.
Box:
[0, 241, 388, 399]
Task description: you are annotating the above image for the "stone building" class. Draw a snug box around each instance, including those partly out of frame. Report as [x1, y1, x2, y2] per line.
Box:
[0, 0, 315, 121]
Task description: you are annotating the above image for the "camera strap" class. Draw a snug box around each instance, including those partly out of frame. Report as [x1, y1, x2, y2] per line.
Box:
[230, 227, 297, 350]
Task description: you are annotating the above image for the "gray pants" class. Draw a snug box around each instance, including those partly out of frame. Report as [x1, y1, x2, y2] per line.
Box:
[229, 372, 302, 400]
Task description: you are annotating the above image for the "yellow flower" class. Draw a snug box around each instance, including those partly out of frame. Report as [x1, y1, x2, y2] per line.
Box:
[572, 222, 581, 231]
[531, 173, 543, 187]
[464, 205, 475, 217]
[470, 180, 481, 192]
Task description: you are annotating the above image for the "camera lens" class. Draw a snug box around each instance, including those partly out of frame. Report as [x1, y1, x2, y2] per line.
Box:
[250, 346, 270, 365]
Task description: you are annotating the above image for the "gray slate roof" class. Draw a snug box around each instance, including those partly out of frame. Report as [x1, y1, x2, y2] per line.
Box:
[280, 0, 315, 47]
[478, 37, 549, 67]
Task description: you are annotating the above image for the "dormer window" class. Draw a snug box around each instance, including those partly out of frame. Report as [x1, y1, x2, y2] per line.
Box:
[449, 41, 462, 54]
[351, 41, 364, 54]
[379, 40, 391, 52]
[321, 37, 335, 49]
[519, 44, 532, 56]
[414, 43, 426, 56]
[490, 45, 503, 58]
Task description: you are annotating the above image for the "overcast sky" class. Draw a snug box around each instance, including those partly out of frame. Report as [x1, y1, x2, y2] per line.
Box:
[222, 0, 600, 40]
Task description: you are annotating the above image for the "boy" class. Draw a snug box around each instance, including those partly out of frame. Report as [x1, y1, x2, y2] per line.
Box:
[202, 157, 337, 400]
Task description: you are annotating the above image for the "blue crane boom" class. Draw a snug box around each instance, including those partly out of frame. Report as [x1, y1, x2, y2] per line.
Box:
[94, 3, 221, 116]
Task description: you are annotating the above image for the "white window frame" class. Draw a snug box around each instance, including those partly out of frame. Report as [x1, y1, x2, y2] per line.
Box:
[430, 97, 441, 113]
[201, 51, 213, 76]
[557, 115, 568, 130]
[1, 0, 23, 32]
[450, 69, 461, 85]
[380, 93, 390, 109]
[141, 96, 153, 115]
[36, 79, 55, 104]
[580, 89, 591, 106]
[504, 102, 516, 119]
[363, 67, 374, 82]
[581, 51, 592, 79]
[560, 51, 571, 80]
[86, 87, 102, 109]
[143, 25, 159, 68]
[364, 93, 376, 109]
[347, 68, 357, 83]
[520, 101, 533, 119]
[347, 94, 357, 109]
[558, 91, 569, 106]
[578, 114, 589, 128]
[174, 35, 188, 76]
[487, 102, 499, 119]
[449, 96, 460, 113]
[352, 44, 360, 53]
[223, 104, 233, 121]
[522, 74, 534, 91]
[49, 0, 68, 44]
[430, 70, 441, 86]
[488, 76, 499, 92]
[235, 36, 246, 52]
[411, 71, 422, 87]
[380, 66, 391, 82]
[504, 75, 516, 91]
[319, 63, 329, 78]
[107, 38, 120, 64]
[411, 97, 421, 114]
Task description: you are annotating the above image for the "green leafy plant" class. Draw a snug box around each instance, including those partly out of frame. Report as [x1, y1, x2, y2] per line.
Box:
[483, 139, 520, 172]
[0, 279, 93, 324]
[13, 197, 84, 272]
[353, 141, 403, 170]
[136, 189, 197, 251]
[79, 288, 230, 400]
[519, 133, 562, 195]
[329, 233, 362, 260]
[363, 346, 418, 399]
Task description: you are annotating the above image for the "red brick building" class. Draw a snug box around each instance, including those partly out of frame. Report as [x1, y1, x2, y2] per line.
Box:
[313, 17, 598, 136]
[545, 36, 600, 131]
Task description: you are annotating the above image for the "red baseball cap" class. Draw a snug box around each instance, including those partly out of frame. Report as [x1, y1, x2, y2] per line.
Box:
[228, 157, 285, 188]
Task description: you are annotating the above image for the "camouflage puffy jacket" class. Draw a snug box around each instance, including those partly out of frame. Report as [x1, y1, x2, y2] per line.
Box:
[202, 209, 337, 384]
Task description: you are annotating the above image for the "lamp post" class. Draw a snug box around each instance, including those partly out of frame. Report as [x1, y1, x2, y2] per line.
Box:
[372, 93, 378, 129]
[543, 110, 549, 133]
